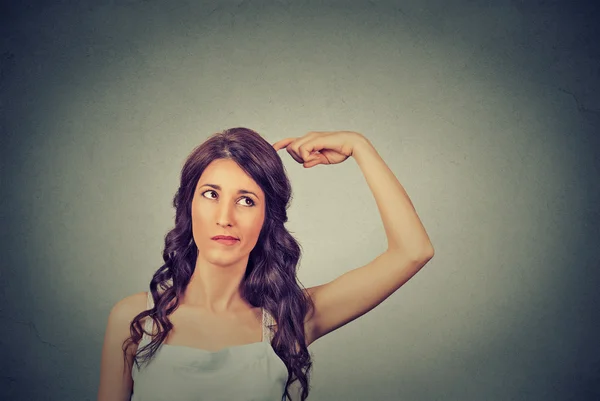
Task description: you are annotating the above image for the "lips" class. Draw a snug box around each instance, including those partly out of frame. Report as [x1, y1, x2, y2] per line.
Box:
[211, 235, 239, 241]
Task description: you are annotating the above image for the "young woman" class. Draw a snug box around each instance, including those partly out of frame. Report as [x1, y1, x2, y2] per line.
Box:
[97, 128, 434, 401]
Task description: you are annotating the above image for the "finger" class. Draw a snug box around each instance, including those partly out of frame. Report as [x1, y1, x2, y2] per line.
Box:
[308, 152, 327, 165]
[303, 157, 321, 168]
[286, 136, 310, 164]
[286, 146, 304, 164]
[272, 137, 296, 151]
[289, 134, 318, 162]
[298, 137, 323, 162]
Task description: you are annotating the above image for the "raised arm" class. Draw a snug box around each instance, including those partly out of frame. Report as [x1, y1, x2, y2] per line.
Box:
[274, 131, 434, 346]
[351, 134, 434, 255]
[97, 292, 146, 401]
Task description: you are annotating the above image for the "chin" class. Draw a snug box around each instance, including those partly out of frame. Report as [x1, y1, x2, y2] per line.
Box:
[203, 249, 242, 264]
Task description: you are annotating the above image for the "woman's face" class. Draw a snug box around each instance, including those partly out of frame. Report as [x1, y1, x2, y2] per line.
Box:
[191, 158, 266, 267]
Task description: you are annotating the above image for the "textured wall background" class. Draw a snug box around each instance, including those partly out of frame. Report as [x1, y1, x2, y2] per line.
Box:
[2, 0, 599, 400]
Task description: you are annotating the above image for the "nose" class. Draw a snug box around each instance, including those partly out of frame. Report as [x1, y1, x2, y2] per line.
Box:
[215, 200, 234, 227]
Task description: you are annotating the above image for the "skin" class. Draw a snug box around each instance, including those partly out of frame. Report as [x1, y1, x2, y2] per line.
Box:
[162, 158, 268, 349]
[184, 158, 266, 313]
[98, 131, 435, 401]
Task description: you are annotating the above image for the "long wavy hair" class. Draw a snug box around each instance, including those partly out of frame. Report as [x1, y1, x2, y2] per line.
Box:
[122, 127, 314, 401]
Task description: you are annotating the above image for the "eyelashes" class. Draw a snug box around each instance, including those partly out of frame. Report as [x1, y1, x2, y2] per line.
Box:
[201, 190, 256, 207]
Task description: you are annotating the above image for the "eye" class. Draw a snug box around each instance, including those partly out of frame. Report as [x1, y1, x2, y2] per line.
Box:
[240, 197, 256, 207]
[202, 190, 218, 200]
[201, 190, 255, 207]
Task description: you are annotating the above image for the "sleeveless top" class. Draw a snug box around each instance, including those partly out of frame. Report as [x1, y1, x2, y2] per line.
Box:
[131, 292, 288, 401]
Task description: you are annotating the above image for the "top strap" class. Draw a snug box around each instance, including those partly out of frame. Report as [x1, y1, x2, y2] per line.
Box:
[142, 291, 154, 341]
[262, 308, 274, 343]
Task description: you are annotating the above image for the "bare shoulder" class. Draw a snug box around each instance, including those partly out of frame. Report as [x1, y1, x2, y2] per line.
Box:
[109, 292, 148, 325]
[98, 292, 148, 400]
[105, 292, 149, 347]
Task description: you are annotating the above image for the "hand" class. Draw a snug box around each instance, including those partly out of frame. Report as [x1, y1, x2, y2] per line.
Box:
[272, 131, 364, 168]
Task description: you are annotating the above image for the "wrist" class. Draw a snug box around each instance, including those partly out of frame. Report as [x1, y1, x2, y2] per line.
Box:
[350, 133, 374, 157]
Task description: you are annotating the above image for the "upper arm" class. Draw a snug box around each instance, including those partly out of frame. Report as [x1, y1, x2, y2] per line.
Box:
[304, 248, 434, 346]
[97, 292, 147, 401]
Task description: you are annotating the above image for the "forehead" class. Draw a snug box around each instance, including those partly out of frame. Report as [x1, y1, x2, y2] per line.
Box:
[197, 159, 261, 191]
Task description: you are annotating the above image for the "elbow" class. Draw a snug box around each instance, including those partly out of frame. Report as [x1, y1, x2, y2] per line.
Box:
[388, 243, 434, 263]
[422, 243, 434, 259]
[418, 243, 434, 262]
[409, 242, 434, 263]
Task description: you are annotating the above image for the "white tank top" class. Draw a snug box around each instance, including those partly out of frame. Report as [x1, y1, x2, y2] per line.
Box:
[131, 292, 288, 400]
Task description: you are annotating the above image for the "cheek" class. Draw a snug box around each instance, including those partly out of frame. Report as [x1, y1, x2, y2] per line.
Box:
[252, 216, 266, 239]
[191, 204, 212, 242]
[191, 199, 213, 222]
[193, 206, 209, 223]
[241, 213, 265, 237]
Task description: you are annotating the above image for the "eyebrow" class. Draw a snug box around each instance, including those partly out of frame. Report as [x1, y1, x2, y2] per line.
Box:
[200, 183, 259, 199]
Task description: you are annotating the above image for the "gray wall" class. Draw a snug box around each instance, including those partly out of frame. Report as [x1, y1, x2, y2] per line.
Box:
[2, 1, 599, 400]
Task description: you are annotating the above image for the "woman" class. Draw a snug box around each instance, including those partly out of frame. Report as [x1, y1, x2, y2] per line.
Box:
[97, 128, 434, 401]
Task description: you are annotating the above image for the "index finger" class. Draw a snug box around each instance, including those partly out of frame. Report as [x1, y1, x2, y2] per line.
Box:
[272, 137, 296, 151]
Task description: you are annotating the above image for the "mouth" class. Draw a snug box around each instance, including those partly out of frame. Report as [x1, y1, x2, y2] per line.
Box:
[211, 235, 239, 241]
[211, 236, 239, 246]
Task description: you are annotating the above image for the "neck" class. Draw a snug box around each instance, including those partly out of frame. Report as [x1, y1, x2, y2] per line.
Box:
[183, 251, 250, 314]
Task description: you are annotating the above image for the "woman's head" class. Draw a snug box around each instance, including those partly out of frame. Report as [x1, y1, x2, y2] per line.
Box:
[192, 158, 266, 270]
[173, 127, 293, 278]
[124, 127, 314, 401]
